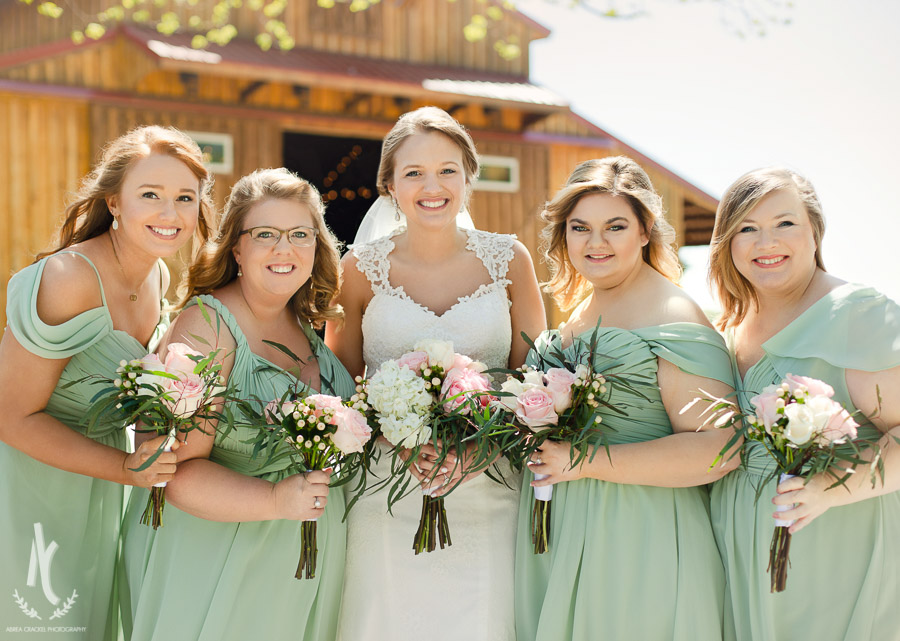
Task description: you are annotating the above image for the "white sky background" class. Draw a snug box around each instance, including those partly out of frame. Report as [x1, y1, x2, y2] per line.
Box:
[516, 0, 900, 310]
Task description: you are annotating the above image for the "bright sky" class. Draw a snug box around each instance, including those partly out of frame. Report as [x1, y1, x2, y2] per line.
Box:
[517, 0, 900, 310]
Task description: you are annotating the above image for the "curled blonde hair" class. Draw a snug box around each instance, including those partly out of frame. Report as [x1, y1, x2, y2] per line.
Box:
[542, 156, 681, 310]
[376, 106, 480, 203]
[37, 125, 215, 261]
[181, 168, 343, 328]
[709, 167, 826, 329]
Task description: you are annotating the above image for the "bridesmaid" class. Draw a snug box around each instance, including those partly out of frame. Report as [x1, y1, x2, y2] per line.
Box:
[120, 168, 354, 641]
[516, 156, 736, 641]
[0, 126, 214, 640]
[708, 167, 900, 641]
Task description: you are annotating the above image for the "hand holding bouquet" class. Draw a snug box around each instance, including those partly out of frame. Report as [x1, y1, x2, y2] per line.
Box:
[252, 394, 372, 579]
[361, 339, 500, 554]
[698, 373, 875, 592]
[89, 342, 227, 528]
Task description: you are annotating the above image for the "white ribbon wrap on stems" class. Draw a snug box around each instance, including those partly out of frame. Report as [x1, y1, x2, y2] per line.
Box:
[353, 195, 476, 245]
[533, 473, 553, 501]
[774, 472, 796, 527]
[152, 430, 177, 489]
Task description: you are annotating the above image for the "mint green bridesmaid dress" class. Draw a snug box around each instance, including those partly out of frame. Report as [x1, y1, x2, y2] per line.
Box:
[711, 283, 900, 641]
[119, 295, 355, 641]
[515, 323, 734, 641]
[1, 252, 164, 641]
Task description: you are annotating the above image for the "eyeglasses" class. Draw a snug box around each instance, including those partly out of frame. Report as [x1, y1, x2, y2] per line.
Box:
[239, 226, 318, 248]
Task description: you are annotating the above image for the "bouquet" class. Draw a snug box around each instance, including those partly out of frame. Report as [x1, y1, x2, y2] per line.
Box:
[360, 339, 503, 554]
[498, 327, 650, 554]
[699, 373, 875, 592]
[252, 394, 372, 579]
[89, 342, 227, 528]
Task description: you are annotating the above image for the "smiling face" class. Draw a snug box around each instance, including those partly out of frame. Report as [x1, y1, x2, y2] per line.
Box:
[232, 198, 317, 300]
[108, 152, 201, 258]
[565, 193, 649, 291]
[729, 187, 819, 298]
[388, 131, 467, 231]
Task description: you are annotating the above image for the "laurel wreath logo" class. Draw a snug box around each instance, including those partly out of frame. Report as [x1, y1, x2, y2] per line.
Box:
[12, 588, 78, 620]
[50, 589, 79, 620]
[12, 590, 41, 620]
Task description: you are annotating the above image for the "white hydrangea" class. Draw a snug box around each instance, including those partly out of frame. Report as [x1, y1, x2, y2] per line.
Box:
[379, 413, 432, 449]
[366, 360, 432, 417]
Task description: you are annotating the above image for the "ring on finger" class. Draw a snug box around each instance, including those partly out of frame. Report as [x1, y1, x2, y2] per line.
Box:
[533, 456, 543, 466]
[314, 497, 321, 509]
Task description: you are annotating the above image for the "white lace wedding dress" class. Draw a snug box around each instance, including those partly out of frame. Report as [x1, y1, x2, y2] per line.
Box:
[336, 227, 521, 641]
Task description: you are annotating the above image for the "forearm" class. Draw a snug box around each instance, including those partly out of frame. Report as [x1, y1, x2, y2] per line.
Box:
[1, 412, 129, 484]
[826, 424, 900, 505]
[164, 457, 278, 522]
[579, 430, 737, 488]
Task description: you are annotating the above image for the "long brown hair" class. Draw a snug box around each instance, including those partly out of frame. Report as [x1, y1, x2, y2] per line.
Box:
[181, 168, 343, 329]
[36, 125, 215, 260]
[542, 156, 681, 311]
[709, 167, 826, 329]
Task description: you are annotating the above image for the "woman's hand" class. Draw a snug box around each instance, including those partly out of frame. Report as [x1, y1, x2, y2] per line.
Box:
[403, 442, 481, 497]
[271, 469, 332, 521]
[772, 473, 840, 534]
[122, 433, 180, 487]
[527, 439, 584, 487]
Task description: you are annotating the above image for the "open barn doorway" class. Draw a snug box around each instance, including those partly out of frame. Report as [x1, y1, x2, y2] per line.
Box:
[282, 132, 383, 250]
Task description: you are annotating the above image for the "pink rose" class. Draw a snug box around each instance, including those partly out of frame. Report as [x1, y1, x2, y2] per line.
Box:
[818, 405, 859, 445]
[330, 406, 373, 454]
[785, 374, 834, 399]
[165, 373, 206, 417]
[544, 367, 576, 413]
[305, 394, 344, 419]
[750, 386, 782, 433]
[397, 351, 429, 373]
[515, 387, 559, 429]
[450, 353, 474, 371]
[164, 343, 204, 378]
[441, 367, 494, 414]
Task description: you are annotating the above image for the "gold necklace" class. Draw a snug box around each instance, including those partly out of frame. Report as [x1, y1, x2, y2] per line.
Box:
[109, 234, 138, 302]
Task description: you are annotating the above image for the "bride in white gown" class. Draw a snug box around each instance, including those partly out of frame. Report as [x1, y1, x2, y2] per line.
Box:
[326, 107, 546, 640]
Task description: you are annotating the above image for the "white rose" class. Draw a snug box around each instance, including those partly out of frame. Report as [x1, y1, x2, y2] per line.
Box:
[574, 363, 591, 382]
[413, 339, 456, 371]
[782, 403, 817, 445]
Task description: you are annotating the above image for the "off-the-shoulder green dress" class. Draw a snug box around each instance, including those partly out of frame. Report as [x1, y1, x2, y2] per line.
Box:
[711, 283, 900, 641]
[1, 252, 165, 641]
[119, 295, 355, 641]
[515, 323, 735, 641]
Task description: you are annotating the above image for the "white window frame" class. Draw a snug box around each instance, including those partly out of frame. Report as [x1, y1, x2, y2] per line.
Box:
[475, 155, 520, 193]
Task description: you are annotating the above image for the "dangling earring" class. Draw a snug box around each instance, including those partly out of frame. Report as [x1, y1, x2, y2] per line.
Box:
[111, 215, 119, 231]
[392, 197, 401, 222]
[237, 266, 243, 277]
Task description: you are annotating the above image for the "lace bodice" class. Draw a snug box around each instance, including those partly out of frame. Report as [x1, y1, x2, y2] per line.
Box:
[353, 226, 515, 372]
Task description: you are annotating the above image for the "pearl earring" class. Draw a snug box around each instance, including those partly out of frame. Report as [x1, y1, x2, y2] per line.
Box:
[112, 216, 119, 231]
[237, 267, 243, 277]
[392, 197, 401, 222]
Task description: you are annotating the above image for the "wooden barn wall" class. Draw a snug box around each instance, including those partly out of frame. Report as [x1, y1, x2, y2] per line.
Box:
[0, 91, 91, 330]
[0, 0, 535, 75]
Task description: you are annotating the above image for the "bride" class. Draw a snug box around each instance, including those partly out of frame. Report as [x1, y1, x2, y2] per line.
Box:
[326, 106, 546, 640]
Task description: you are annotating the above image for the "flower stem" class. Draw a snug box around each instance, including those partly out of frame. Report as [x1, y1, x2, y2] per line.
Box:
[532, 498, 551, 554]
[413, 495, 452, 554]
[139, 487, 166, 530]
[767, 525, 792, 593]
[296, 520, 318, 580]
